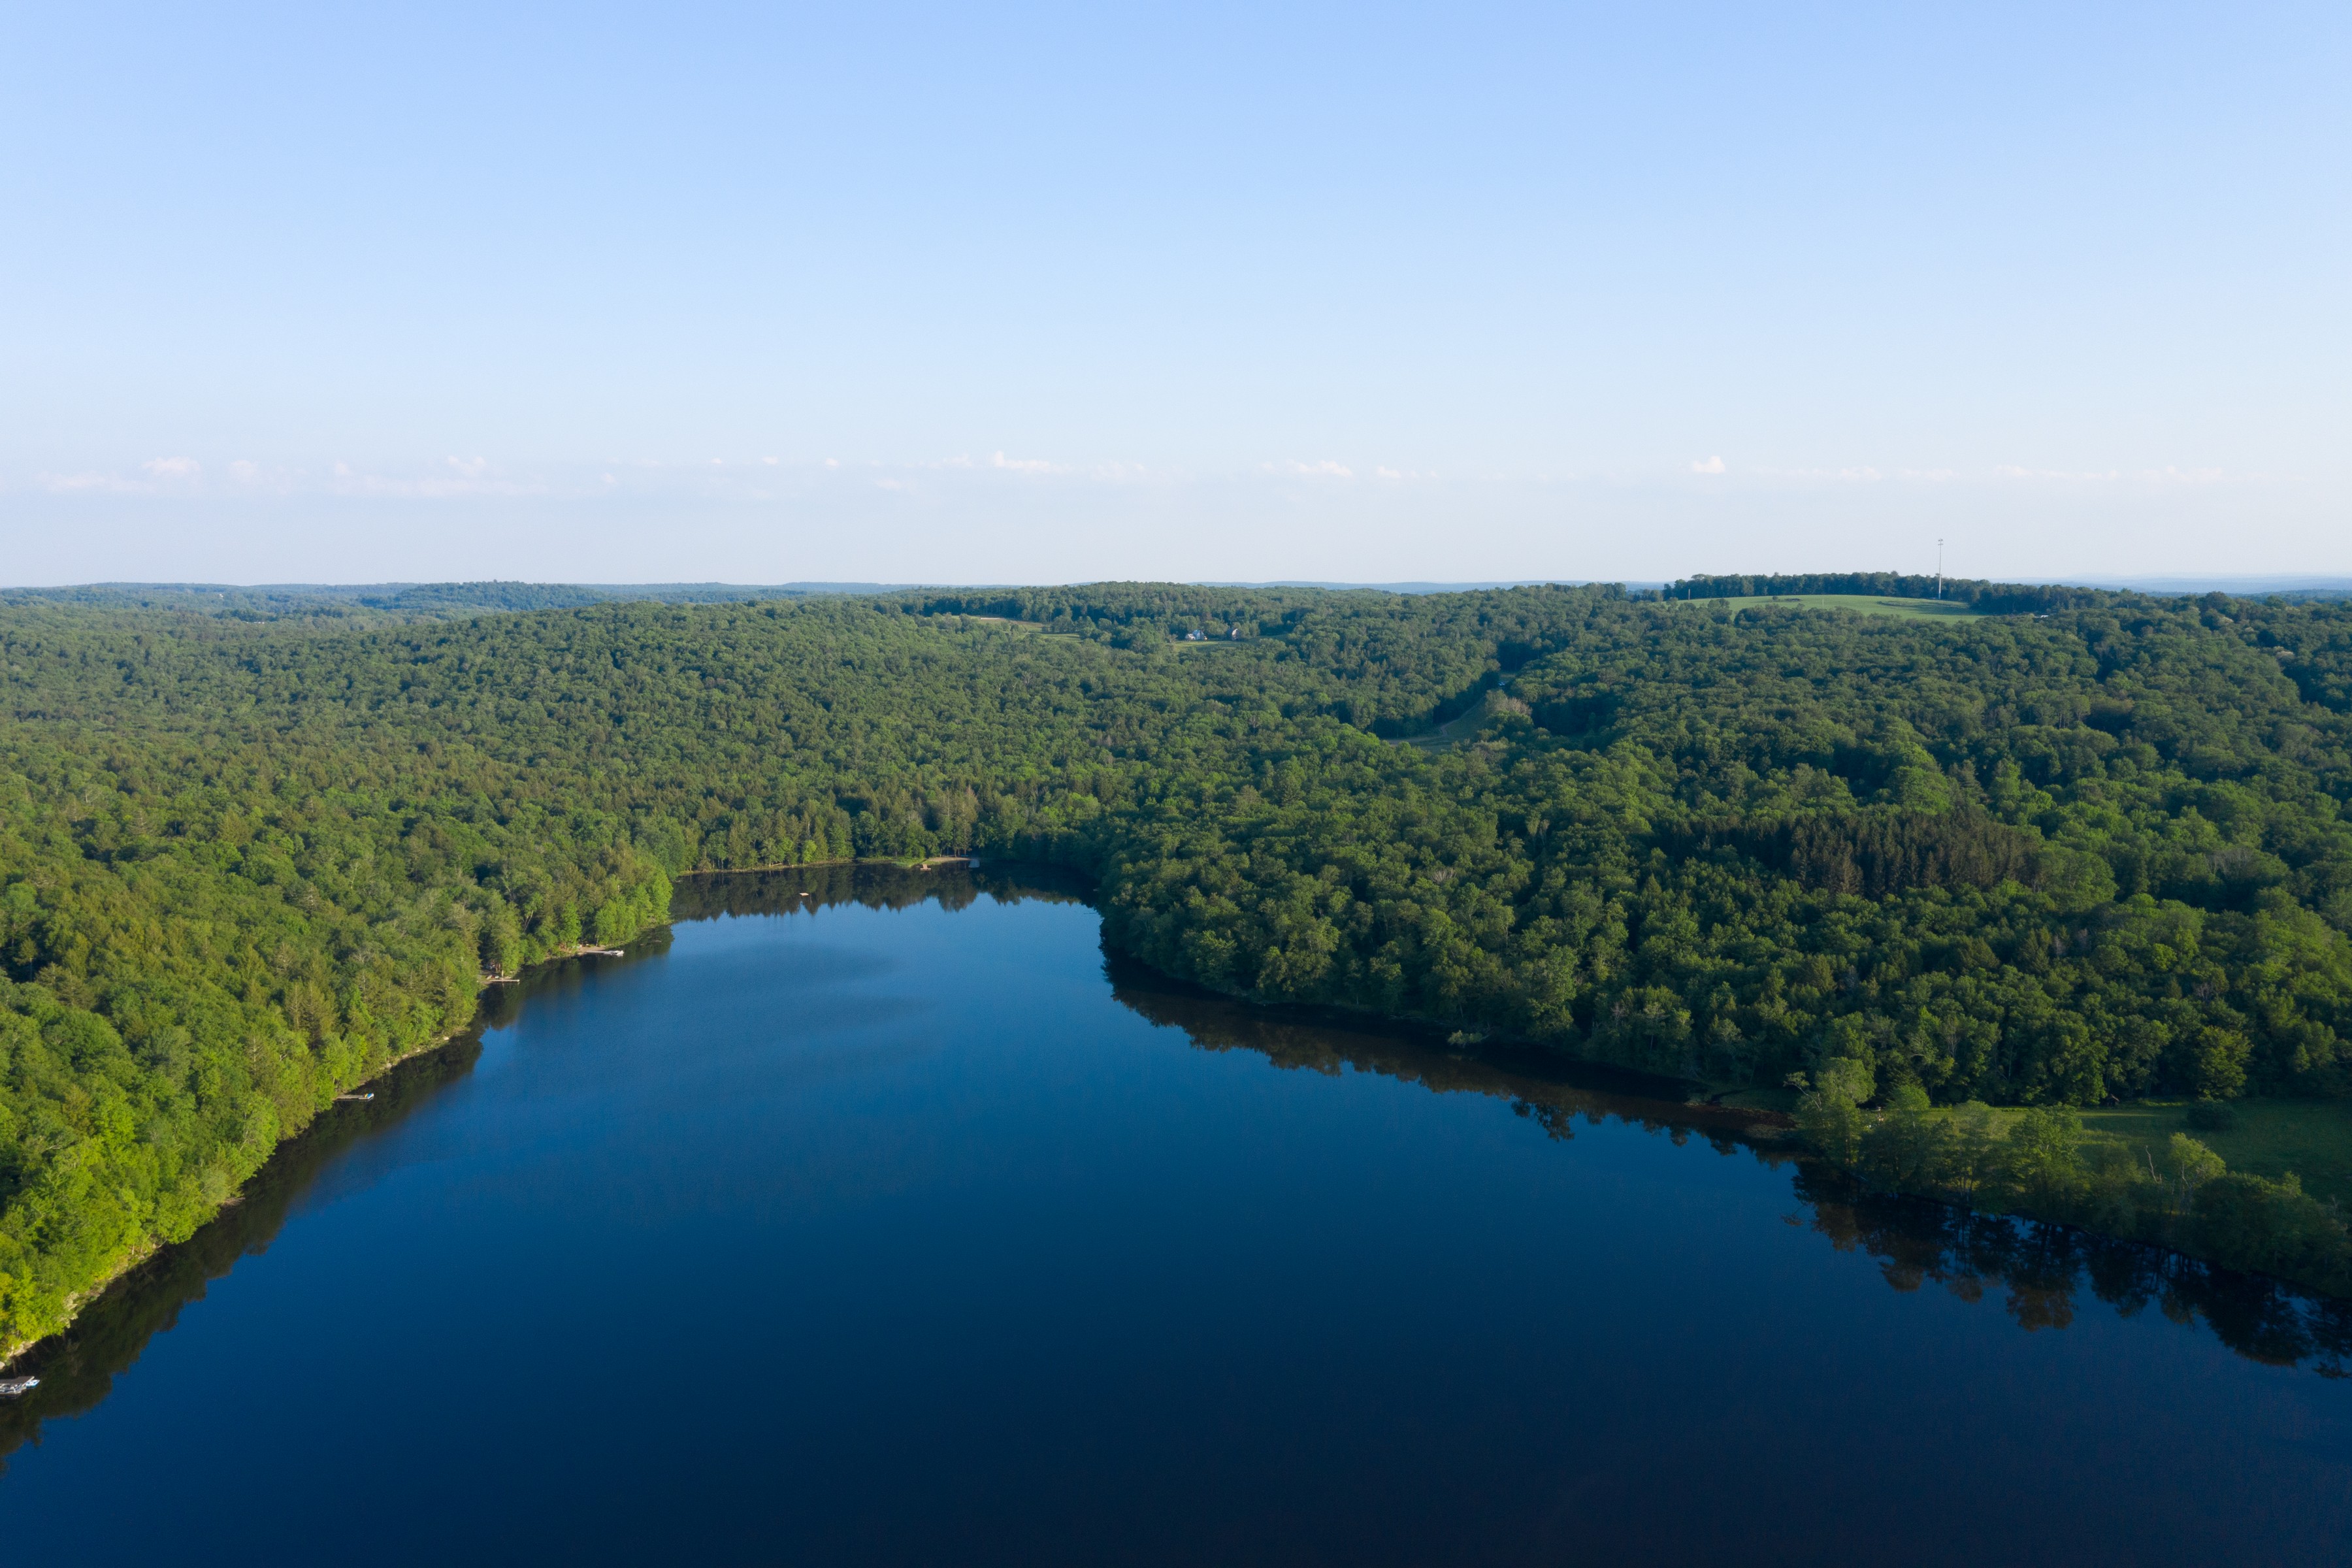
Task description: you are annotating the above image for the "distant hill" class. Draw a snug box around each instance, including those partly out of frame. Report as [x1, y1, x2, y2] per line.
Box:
[1661, 571, 2352, 612]
[0, 581, 917, 620]
[1200, 580, 1620, 593]
[7, 572, 2344, 625]
[2067, 576, 2352, 600]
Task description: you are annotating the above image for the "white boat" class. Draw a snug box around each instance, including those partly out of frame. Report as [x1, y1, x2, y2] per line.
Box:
[0, 1376, 37, 1397]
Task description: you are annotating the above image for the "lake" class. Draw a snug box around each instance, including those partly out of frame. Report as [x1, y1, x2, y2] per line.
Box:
[3, 864, 2348, 1565]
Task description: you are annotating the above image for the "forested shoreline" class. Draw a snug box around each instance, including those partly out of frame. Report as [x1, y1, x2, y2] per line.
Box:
[6, 575, 2352, 1350]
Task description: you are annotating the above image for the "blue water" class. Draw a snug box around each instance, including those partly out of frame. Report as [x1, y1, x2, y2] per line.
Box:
[2, 868, 2347, 1564]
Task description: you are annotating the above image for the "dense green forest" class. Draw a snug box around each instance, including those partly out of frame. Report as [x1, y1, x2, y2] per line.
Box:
[5, 576, 2352, 1347]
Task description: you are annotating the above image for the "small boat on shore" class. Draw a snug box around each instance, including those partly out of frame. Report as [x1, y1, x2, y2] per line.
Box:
[0, 1376, 38, 1397]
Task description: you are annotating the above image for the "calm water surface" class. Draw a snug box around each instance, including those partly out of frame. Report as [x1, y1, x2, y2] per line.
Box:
[3, 866, 2349, 1565]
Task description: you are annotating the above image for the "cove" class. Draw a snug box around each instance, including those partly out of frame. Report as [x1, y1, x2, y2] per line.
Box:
[1, 865, 2348, 1565]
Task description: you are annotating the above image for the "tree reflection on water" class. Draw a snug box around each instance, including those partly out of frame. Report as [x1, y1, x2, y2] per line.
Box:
[0, 1024, 495, 1469]
[1091, 887, 2352, 1378]
[7, 862, 2344, 1471]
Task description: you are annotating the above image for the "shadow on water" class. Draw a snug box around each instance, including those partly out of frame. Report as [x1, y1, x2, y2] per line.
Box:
[0, 1028, 501, 1471]
[9, 861, 2347, 1467]
[1102, 936, 2352, 1374]
[0, 938, 686, 1472]
[668, 857, 1098, 920]
[694, 862, 2352, 1375]
[1785, 1171, 2352, 1371]
[0, 864, 1083, 1465]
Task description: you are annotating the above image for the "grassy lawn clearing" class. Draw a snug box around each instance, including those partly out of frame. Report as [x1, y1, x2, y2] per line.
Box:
[2080, 1099, 2352, 1209]
[1697, 1085, 2352, 1208]
[1692, 593, 1982, 619]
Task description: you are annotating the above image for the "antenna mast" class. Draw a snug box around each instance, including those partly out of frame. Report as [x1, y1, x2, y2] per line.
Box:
[1936, 538, 1944, 600]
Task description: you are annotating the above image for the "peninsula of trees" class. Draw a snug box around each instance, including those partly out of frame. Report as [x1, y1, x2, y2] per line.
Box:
[5, 574, 2352, 1348]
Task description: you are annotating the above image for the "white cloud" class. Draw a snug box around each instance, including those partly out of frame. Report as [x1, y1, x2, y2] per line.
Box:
[1266, 459, 1354, 478]
[989, 451, 1058, 474]
[327, 458, 544, 498]
[1690, 455, 1725, 475]
[38, 470, 141, 493]
[39, 457, 209, 493]
[218, 459, 302, 495]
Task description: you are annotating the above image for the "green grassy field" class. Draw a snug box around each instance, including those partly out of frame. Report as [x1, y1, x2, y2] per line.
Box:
[1388, 688, 1535, 750]
[1702, 1085, 2352, 1208]
[1690, 593, 1981, 620]
[1394, 706, 1492, 749]
[2080, 1099, 2352, 1208]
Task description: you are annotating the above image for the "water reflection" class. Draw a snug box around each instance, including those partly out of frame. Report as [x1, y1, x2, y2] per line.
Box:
[689, 863, 2352, 1375]
[1790, 1171, 2352, 1370]
[0, 1028, 491, 1469]
[1099, 913, 2352, 1375]
[0, 864, 1078, 1466]
[667, 857, 1096, 920]
[8, 862, 2345, 1468]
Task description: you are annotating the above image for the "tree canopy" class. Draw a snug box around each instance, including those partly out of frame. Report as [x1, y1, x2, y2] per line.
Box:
[5, 577, 2352, 1345]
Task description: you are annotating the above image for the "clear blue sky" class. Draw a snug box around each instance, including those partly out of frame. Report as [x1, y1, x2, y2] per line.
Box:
[3, 2, 2345, 585]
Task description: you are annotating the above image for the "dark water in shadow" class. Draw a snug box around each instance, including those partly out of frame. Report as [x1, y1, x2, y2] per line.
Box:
[2, 864, 2347, 1564]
